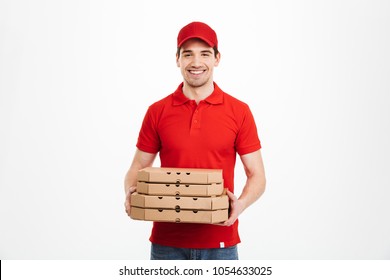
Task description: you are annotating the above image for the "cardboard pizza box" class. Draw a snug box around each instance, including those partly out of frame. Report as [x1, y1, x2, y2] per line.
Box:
[137, 167, 223, 184]
[136, 181, 224, 197]
[130, 207, 228, 224]
[131, 192, 229, 210]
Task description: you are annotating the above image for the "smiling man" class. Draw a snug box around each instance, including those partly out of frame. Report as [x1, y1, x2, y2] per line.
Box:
[177, 40, 219, 98]
[124, 22, 266, 260]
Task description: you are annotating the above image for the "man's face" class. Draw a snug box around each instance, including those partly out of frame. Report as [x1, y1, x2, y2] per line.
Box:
[176, 38, 220, 88]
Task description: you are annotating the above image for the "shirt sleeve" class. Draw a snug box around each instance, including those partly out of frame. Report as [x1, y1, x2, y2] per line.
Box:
[136, 106, 161, 154]
[235, 104, 262, 155]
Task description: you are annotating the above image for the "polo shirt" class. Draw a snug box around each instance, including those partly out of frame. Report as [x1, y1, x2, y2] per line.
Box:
[136, 82, 261, 249]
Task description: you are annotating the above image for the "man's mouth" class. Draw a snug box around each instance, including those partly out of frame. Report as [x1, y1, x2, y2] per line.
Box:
[188, 70, 205, 75]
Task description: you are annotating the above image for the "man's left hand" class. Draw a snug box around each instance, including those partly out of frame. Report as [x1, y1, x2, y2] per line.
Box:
[221, 190, 244, 226]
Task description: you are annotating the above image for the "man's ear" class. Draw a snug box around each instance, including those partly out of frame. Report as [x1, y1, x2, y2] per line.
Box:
[215, 52, 221, 67]
[176, 53, 180, 67]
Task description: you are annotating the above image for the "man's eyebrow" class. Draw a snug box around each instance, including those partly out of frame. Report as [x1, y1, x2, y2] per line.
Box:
[201, 50, 213, 53]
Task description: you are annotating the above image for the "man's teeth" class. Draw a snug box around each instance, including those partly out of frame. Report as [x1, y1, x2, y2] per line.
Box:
[190, 70, 204, 74]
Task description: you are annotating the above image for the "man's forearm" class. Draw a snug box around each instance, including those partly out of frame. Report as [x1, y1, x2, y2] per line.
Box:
[238, 174, 266, 211]
[124, 149, 157, 194]
[124, 166, 139, 194]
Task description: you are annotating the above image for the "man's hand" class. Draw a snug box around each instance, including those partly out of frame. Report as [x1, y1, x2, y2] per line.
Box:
[124, 186, 137, 217]
[222, 190, 245, 226]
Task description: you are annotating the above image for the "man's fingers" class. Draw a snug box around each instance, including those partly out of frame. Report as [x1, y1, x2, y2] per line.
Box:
[226, 190, 237, 202]
[125, 186, 137, 217]
[127, 186, 136, 196]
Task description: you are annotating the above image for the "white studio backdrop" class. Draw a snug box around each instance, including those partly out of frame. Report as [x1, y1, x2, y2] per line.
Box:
[0, 0, 389, 260]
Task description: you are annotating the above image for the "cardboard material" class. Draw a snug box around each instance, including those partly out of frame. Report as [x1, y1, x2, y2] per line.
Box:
[137, 167, 223, 184]
[132, 167, 227, 224]
[131, 193, 228, 210]
[130, 207, 228, 224]
[136, 181, 224, 196]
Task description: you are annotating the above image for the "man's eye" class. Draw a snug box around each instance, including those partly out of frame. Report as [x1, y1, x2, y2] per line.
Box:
[202, 53, 210, 57]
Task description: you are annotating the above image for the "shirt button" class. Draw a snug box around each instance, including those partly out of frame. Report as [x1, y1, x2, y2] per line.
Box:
[194, 120, 198, 123]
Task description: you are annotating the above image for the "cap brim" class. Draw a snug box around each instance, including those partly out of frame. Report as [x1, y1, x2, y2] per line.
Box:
[178, 36, 215, 47]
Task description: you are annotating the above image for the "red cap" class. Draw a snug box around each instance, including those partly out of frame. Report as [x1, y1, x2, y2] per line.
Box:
[177, 22, 218, 48]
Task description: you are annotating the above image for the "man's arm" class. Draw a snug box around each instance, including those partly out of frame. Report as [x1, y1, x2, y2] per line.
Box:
[223, 149, 266, 226]
[124, 148, 157, 217]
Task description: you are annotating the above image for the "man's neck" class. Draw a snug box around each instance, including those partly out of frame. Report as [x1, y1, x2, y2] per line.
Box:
[182, 81, 215, 104]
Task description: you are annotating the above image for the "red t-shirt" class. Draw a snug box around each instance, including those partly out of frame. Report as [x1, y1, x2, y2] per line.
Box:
[136, 82, 261, 248]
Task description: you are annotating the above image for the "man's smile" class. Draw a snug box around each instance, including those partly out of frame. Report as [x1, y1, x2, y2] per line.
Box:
[188, 69, 206, 75]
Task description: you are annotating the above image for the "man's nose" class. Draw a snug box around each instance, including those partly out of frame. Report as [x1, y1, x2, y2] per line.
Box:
[191, 55, 202, 66]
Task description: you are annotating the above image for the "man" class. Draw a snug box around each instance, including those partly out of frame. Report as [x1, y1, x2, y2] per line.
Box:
[124, 21, 266, 260]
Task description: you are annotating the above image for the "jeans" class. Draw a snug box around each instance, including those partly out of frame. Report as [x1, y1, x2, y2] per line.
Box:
[150, 243, 239, 260]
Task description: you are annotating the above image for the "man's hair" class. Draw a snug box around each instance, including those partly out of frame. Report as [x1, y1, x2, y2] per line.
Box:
[176, 46, 219, 58]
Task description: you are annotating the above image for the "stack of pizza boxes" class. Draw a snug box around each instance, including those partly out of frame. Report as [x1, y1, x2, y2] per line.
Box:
[130, 167, 229, 224]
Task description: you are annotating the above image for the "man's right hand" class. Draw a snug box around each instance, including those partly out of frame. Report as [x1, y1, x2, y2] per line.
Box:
[124, 186, 137, 217]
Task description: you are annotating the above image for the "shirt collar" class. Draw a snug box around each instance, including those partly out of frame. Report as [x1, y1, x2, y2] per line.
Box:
[172, 82, 224, 106]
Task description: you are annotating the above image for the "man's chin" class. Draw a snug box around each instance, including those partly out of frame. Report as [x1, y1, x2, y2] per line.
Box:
[185, 79, 209, 88]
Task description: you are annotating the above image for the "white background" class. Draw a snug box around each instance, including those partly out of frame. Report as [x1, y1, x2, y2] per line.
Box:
[1, 0, 389, 260]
